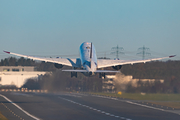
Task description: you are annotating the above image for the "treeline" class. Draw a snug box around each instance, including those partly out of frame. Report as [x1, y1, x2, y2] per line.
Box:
[1, 57, 180, 93]
[22, 70, 102, 92]
[0, 57, 56, 71]
[121, 60, 180, 79]
[121, 60, 180, 93]
[1, 57, 102, 92]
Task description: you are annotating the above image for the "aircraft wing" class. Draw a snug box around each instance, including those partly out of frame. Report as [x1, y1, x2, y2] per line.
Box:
[97, 55, 176, 69]
[3, 51, 77, 67]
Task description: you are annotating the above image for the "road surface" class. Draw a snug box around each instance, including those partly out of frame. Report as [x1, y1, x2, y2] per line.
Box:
[0, 92, 180, 120]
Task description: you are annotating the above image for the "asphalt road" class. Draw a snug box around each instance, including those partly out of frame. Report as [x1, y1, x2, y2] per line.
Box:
[0, 92, 180, 120]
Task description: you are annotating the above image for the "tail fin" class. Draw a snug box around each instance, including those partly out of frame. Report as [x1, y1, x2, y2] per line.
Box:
[90, 42, 92, 59]
[90, 42, 93, 68]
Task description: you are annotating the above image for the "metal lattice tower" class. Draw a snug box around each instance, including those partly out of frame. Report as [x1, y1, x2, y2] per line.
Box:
[137, 45, 151, 60]
[111, 45, 124, 58]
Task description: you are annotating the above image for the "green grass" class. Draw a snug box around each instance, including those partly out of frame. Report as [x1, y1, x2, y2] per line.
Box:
[88, 92, 180, 109]
[149, 102, 180, 109]
[0, 112, 8, 120]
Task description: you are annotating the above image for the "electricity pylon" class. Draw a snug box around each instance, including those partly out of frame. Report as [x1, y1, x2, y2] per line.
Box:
[111, 45, 124, 58]
[137, 45, 151, 60]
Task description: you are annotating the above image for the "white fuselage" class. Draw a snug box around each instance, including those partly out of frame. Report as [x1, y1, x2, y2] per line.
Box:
[80, 42, 97, 73]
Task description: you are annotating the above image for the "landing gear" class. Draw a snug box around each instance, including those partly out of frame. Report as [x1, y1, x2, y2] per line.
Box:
[71, 72, 77, 78]
[99, 73, 105, 79]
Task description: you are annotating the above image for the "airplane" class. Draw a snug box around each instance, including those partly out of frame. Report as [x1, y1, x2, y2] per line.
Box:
[4, 42, 176, 78]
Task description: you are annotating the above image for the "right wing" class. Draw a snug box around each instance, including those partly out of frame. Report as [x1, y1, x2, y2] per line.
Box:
[4, 51, 77, 67]
[97, 55, 176, 69]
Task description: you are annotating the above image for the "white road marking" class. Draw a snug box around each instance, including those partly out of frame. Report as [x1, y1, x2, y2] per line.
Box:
[91, 94, 180, 116]
[0, 94, 40, 120]
[126, 101, 165, 111]
[59, 97, 132, 120]
[1, 102, 24, 120]
[61, 93, 82, 98]
[73, 93, 88, 96]
[105, 113, 110, 115]
[92, 94, 118, 100]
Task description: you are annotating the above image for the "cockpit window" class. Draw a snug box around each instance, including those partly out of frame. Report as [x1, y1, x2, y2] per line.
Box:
[86, 47, 90, 49]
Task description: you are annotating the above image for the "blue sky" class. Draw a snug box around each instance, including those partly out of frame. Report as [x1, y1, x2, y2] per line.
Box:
[0, 0, 180, 60]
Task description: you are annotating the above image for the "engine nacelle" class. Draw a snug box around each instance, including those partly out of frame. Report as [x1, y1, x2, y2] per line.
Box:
[54, 63, 63, 69]
[112, 65, 122, 70]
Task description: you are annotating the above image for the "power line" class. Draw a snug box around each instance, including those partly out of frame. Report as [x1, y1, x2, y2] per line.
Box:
[137, 45, 151, 60]
[111, 45, 124, 58]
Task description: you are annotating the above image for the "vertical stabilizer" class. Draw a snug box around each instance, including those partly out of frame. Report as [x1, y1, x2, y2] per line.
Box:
[90, 42, 93, 68]
[90, 42, 92, 59]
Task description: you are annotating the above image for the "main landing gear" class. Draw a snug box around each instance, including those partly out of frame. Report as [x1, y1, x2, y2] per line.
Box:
[71, 72, 77, 78]
[99, 73, 105, 79]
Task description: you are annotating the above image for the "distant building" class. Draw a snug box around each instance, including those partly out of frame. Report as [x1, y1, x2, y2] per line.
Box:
[0, 66, 47, 88]
[103, 74, 164, 92]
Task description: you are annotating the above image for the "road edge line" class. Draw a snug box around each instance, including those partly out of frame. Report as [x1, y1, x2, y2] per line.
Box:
[0, 94, 40, 120]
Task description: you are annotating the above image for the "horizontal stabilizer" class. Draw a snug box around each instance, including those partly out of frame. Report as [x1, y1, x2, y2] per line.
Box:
[94, 70, 120, 73]
[62, 70, 87, 72]
[62, 69, 120, 73]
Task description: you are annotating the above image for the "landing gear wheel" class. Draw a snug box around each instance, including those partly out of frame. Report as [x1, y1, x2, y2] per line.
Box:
[99, 73, 102, 78]
[103, 73, 105, 78]
[99, 73, 105, 79]
[71, 72, 77, 78]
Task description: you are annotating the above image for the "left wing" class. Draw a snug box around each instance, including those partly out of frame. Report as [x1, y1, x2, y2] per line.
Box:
[4, 51, 78, 67]
[97, 55, 176, 69]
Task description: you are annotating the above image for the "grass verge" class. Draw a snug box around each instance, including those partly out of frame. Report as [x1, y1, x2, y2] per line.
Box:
[89, 92, 180, 109]
[0, 112, 8, 120]
[149, 102, 180, 109]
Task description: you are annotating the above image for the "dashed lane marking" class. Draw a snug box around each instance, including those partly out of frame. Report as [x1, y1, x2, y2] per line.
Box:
[0, 94, 40, 120]
[59, 97, 132, 120]
[73, 93, 88, 96]
[91, 94, 180, 116]
[1, 102, 24, 120]
[61, 93, 82, 98]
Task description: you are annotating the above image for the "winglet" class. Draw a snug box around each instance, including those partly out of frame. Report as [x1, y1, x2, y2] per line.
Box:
[3, 51, 10, 54]
[169, 55, 176, 58]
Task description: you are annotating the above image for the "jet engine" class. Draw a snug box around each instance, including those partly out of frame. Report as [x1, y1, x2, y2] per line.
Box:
[54, 63, 63, 69]
[112, 65, 122, 70]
